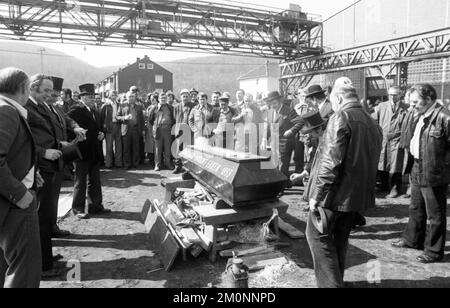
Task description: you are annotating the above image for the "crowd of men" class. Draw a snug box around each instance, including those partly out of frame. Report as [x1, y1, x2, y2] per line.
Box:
[0, 65, 448, 288]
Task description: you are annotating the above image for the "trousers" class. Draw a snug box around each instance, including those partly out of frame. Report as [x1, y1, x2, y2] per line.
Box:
[306, 210, 356, 288]
[0, 193, 41, 288]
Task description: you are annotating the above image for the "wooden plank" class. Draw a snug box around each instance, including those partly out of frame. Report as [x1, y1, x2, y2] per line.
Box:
[160, 232, 180, 271]
[162, 179, 196, 202]
[153, 200, 192, 250]
[219, 245, 275, 258]
[141, 199, 152, 223]
[240, 252, 288, 271]
[180, 228, 202, 243]
[144, 208, 158, 233]
[194, 200, 289, 226]
[278, 219, 305, 239]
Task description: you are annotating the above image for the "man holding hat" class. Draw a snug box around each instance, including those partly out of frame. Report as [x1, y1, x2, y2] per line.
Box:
[67, 83, 111, 220]
[304, 83, 382, 288]
[173, 89, 195, 174]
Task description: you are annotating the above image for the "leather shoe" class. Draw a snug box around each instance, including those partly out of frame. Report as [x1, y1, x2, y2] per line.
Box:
[41, 268, 63, 279]
[417, 254, 443, 264]
[387, 188, 400, 198]
[53, 254, 64, 262]
[74, 212, 90, 220]
[52, 225, 71, 238]
[391, 239, 423, 250]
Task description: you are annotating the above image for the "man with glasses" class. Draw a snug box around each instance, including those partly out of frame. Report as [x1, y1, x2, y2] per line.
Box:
[372, 86, 409, 198]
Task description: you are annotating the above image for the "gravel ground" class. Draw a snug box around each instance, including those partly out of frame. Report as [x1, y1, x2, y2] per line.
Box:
[41, 166, 450, 288]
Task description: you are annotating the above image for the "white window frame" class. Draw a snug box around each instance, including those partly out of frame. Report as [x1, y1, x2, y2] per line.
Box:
[147, 63, 154, 70]
[138, 63, 146, 69]
[155, 74, 163, 84]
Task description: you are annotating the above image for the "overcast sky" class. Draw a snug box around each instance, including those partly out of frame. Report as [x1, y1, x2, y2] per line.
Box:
[27, 0, 355, 67]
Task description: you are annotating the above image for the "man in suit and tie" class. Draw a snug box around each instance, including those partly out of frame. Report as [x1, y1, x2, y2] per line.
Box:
[0, 67, 42, 288]
[261, 91, 297, 187]
[67, 84, 111, 219]
[25, 74, 86, 277]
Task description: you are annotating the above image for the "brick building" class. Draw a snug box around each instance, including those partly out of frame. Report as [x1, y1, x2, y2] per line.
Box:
[96, 55, 173, 99]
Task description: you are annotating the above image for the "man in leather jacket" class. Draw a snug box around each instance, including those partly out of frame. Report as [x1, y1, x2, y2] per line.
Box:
[392, 84, 450, 264]
[304, 83, 382, 288]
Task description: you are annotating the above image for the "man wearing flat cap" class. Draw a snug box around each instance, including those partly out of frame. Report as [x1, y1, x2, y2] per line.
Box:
[304, 83, 382, 288]
[262, 91, 297, 184]
[67, 83, 111, 220]
[214, 95, 238, 149]
[190, 88, 199, 105]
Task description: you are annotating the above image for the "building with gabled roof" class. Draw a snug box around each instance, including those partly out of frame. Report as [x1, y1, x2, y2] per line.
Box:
[96, 55, 173, 99]
[238, 61, 280, 99]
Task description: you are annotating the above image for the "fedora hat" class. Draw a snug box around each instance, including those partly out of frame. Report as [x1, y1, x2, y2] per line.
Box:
[180, 88, 190, 95]
[51, 77, 64, 92]
[263, 91, 283, 102]
[61, 142, 83, 163]
[304, 85, 326, 98]
[79, 83, 95, 96]
[301, 111, 325, 133]
[311, 207, 335, 235]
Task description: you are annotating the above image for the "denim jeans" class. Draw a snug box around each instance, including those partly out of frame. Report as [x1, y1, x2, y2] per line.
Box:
[306, 210, 356, 288]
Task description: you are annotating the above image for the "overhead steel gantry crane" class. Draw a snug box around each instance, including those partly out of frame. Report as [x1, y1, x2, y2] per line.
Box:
[280, 27, 450, 95]
[0, 0, 323, 59]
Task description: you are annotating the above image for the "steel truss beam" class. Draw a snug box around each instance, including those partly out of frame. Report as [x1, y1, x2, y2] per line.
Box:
[0, 0, 323, 59]
[280, 27, 450, 94]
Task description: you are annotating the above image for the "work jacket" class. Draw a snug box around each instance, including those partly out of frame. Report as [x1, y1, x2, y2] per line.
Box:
[305, 100, 383, 213]
[412, 104, 450, 187]
[188, 103, 217, 139]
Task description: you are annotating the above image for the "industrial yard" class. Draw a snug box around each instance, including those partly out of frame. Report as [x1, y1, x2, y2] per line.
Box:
[40, 166, 450, 288]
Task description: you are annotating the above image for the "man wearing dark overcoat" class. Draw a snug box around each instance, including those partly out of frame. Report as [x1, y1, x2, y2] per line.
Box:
[372, 86, 409, 197]
[67, 84, 111, 219]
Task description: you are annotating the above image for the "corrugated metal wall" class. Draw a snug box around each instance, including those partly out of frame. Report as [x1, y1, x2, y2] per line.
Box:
[305, 0, 450, 100]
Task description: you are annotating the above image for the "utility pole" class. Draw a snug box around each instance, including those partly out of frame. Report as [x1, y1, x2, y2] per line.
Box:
[39, 48, 46, 72]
